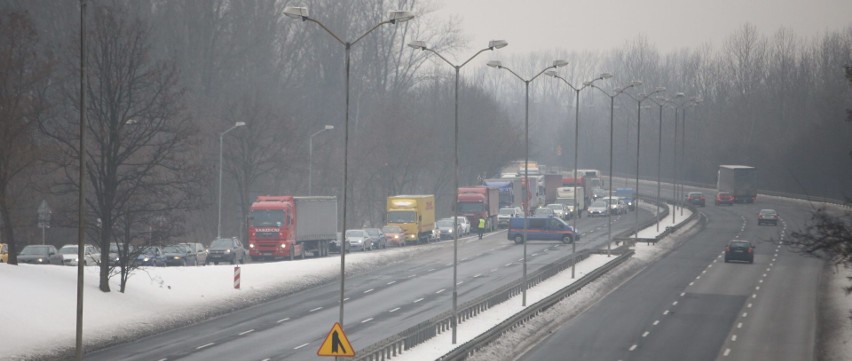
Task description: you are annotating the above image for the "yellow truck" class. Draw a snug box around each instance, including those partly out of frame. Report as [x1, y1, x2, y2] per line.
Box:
[386, 195, 436, 244]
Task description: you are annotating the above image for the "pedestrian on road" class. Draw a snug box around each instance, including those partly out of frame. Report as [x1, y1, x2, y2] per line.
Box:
[477, 217, 486, 239]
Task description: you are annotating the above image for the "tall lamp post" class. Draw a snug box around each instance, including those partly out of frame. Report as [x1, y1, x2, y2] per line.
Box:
[218, 122, 246, 239]
[284, 6, 414, 326]
[487, 59, 569, 306]
[408, 39, 507, 344]
[648, 93, 682, 232]
[623, 87, 666, 241]
[589, 81, 640, 255]
[544, 71, 611, 276]
[309, 125, 334, 196]
[674, 97, 701, 216]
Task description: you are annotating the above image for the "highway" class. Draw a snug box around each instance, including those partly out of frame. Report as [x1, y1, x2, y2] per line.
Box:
[84, 207, 655, 360]
[517, 184, 824, 361]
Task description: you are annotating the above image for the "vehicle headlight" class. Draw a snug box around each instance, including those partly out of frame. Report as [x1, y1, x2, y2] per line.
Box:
[38, 258, 44, 262]
[173, 256, 180, 260]
[143, 257, 150, 262]
[249, 244, 255, 248]
[225, 249, 231, 253]
[280, 244, 286, 249]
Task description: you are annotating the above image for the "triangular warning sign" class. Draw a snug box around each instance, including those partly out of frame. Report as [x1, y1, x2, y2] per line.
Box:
[317, 322, 355, 357]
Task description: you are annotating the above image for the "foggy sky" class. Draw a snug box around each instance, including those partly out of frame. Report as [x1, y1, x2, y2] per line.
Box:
[436, 0, 852, 56]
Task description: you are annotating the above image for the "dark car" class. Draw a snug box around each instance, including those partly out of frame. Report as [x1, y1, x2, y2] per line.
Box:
[135, 246, 166, 267]
[757, 209, 779, 226]
[686, 192, 706, 207]
[17, 245, 63, 265]
[724, 240, 754, 263]
[715, 192, 735, 206]
[163, 244, 196, 266]
[365, 228, 387, 249]
[206, 237, 247, 265]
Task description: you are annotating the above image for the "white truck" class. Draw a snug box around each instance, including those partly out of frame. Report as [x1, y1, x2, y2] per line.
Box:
[556, 186, 585, 218]
[717, 165, 757, 203]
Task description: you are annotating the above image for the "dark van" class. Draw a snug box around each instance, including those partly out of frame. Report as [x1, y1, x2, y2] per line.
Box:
[507, 216, 579, 244]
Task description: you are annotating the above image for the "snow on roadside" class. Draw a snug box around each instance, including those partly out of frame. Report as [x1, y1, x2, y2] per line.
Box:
[820, 264, 852, 361]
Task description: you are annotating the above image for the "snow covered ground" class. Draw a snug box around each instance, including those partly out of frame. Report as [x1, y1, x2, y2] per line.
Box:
[3, 201, 849, 361]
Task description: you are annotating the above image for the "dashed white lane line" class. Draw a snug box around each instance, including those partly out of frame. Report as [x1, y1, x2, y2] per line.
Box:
[731, 334, 737, 341]
[238, 329, 254, 336]
[629, 344, 638, 351]
[672, 301, 678, 306]
[752, 293, 757, 299]
[389, 307, 400, 313]
[742, 312, 749, 318]
[364, 288, 374, 294]
[663, 310, 670, 315]
[428, 268, 435, 272]
[413, 298, 424, 303]
[474, 273, 482, 278]
[747, 303, 753, 308]
[689, 282, 694, 286]
[737, 322, 743, 329]
[361, 318, 373, 323]
[436, 289, 446, 294]
[724, 348, 731, 356]
[344, 297, 350, 302]
[277, 317, 290, 323]
[309, 307, 323, 312]
[680, 292, 686, 297]
[387, 281, 396, 285]
[195, 343, 215, 350]
[653, 320, 660, 326]
[457, 281, 464, 285]
[294, 343, 309, 350]
[408, 274, 417, 278]
[642, 331, 650, 338]
[505, 263, 513, 267]
[158, 358, 168, 361]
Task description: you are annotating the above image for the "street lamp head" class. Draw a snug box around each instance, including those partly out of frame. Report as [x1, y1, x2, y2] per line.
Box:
[613, 87, 623, 93]
[654, 86, 666, 94]
[675, 92, 685, 98]
[544, 70, 558, 78]
[324, 125, 334, 130]
[488, 40, 508, 50]
[283, 6, 309, 20]
[388, 10, 415, 24]
[631, 80, 643, 87]
[552, 59, 569, 68]
[408, 40, 428, 50]
[600, 73, 613, 79]
[486, 60, 503, 69]
[235, 121, 246, 127]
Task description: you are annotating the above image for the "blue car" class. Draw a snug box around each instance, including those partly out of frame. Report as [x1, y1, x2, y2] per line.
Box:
[507, 216, 579, 244]
[134, 246, 165, 267]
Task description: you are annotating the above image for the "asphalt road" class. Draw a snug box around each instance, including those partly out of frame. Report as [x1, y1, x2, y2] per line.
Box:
[84, 207, 656, 361]
[518, 183, 823, 361]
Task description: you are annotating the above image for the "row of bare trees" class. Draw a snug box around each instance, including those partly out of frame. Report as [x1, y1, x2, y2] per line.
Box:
[0, 1, 848, 294]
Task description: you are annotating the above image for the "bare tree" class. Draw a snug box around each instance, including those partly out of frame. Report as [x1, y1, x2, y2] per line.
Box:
[41, 4, 202, 292]
[0, 11, 52, 265]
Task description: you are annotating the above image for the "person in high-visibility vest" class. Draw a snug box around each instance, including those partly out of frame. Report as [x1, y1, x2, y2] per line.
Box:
[477, 217, 486, 239]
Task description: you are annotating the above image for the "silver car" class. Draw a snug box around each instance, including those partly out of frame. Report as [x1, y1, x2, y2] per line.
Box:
[58, 244, 100, 266]
[587, 200, 609, 217]
[18, 245, 63, 265]
[345, 229, 372, 251]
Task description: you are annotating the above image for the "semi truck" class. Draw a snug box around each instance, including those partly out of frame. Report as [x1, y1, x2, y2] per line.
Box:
[248, 196, 337, 260]
[717, 165, 757, 203]
[386, 195, 436, 244]
[542, 174, 563, 205]
[457, 186, 500, 232]
[483, 179, 515, 208]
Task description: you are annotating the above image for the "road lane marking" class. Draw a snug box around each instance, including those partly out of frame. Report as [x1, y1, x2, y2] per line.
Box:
[408, 274, 417, 278]
[742, 312, 748, 318]
[195, 343, 215, 350]
[474, 273, 482, 278]
[752, 294, 757, 299]
[457, 281, 464, 285]
[387, 281, 396, 285]
[737, 322, 742, 329]
[461, 257, 468, 261]
[755, 286, 760, 291]
[672, 301, 678, 306]
[642, 331, 649, 338]
[428, 268, 435, 272]
[505, 263, 513, 267]
[663, 310, 670, 315]
[361, 318, 373, 323]
[238, 329, 254, 336]
[748, 303, 753, 308]
[436, 289, 446, 294]
[731, 334, 737, 341]
[629, 344, 637, 351]
[689, 282, 694, 286]
[413, 298, 424, 303]
[310, 307, 323, 312]
[344, 297, 350, 302]
[364, 289, 374, 294]
[653, 320, 660, 326]
[294, 343, 309, 350]
[724, 348, 731, 356]
[389, 307, 400, 313]
[277, 317, 290, 323]
[680, 292, 686, 297]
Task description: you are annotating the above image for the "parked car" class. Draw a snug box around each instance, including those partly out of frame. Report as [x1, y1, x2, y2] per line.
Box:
[1, 243, 8, 263]
[179, 242, 208, 265]
[382, 225, 406, 247]
[345, 229, 372, 251]
[686, 192, 706, 207]
[163, 244, 196, 266]
[58, 244, 100, 266]
[724, 239, 754, 263]
[546, 203, 568, 220]
[206, 237, 247, 264]
[108, 242, 135, 266]
[17, 245, 63, 265]
[715, 192, 735, 206]
[757, 209, 779, 226]
[453, 216, 472, 235]
[497, 207, 524, 228]
[587, 200, 609, 217]
[135, 246, 166, 267]
[365, 228, 387, 249]
[436, 219, 459, 240]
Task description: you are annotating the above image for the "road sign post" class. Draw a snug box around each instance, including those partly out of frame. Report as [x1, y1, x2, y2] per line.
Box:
[37, 200, 51, 245]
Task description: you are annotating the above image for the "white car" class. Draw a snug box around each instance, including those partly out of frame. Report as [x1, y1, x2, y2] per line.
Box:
[58, 244, 100, 266]
[546, 203, 568, 219]
[587, 200, 609, 217]
[601, 196, 628, 215]
[454, 216, 471, 235]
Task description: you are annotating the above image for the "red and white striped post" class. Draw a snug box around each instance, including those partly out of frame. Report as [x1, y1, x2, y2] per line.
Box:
[233, 265, 241, 289]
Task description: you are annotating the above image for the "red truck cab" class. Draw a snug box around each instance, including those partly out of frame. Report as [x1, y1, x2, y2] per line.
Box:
[248, 196, 302, 260]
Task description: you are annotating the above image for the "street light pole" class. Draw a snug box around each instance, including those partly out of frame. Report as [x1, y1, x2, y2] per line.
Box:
[409, 39, 507, 344]
[76, 1, 87, 359]
[309, 125, 334, 196]
[285, 6, 414, 326]
[544, 71, 611, 275]
[590, 81, 639, 255]
[218, 121, 246, 239]
[623, 87, 666, 241]
[487, 59, 569, 306]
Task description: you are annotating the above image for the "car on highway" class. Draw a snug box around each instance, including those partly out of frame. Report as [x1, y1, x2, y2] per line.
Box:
[497, 207, 523, 228]
[382, 225, 406, 247]
[601, 196, 628, 215]
[436, 218, 459, 240]
[134, 246, 166, 267]
[757, 209, 779, 226]
[587, 200, 609, 217]
[58, 244, 100, 266]
[724, 239, 754, 263]
[179, 242, 208, 265]
[17, 245, 63, 265]
[507, 216, 579, 244]
[715, 191, 735, 206]
[365, 228, 387, 249]
[162, 244, 196, 266]
[546, 203, 569, 220]
[590, 187, 607, 200]
[686, 192, 706, 207]
[533, 207, 556, 217]
[1, 243, 8, 263]
[345, 229, 372, 251]
[452, 216, 471, 235]
[206, 237, 247, 265]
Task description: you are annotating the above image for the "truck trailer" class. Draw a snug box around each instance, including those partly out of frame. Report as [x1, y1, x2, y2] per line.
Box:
[386, 195, 436, 244]
[248, 196, 338, 260]
[717, 165, 757, 203]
